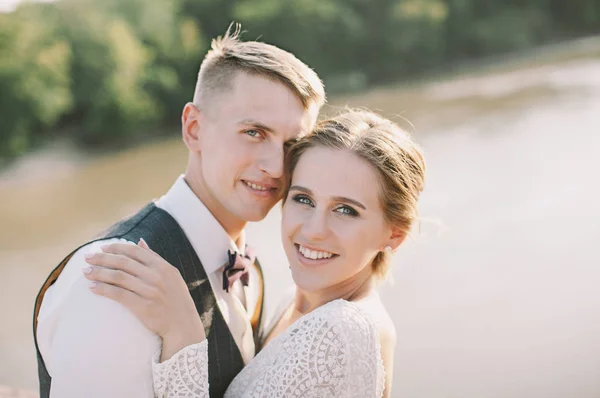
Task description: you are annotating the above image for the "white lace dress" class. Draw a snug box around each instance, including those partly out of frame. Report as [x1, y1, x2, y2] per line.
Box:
[152, 299, 385, 397]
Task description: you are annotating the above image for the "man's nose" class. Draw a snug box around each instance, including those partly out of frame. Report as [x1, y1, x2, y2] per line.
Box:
[258, 142, 284, 179]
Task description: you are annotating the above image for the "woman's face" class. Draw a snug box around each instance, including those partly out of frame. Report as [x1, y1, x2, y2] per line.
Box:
[281, 146, 394, 292]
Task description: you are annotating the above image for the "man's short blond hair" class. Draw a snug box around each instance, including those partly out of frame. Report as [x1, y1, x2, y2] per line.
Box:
[193, 24, 325, 110]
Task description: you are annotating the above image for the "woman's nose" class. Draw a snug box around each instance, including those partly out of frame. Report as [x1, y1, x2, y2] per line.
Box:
[301, 210, 328, 241]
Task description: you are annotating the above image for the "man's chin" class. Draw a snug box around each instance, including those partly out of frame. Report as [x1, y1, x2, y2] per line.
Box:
[230, 202, 274, 223]
[239, 208, 272, 223]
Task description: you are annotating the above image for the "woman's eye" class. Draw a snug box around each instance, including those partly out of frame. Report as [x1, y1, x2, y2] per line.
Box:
[292, 195, 313, 206]
[335, 205, 358, 217]
[245, 129, 262, 138]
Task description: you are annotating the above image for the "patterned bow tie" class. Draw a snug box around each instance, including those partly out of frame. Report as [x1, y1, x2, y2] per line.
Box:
[222, 246, 256, 293]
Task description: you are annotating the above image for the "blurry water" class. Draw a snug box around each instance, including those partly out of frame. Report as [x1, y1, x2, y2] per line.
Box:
[1, 39, 599, 397]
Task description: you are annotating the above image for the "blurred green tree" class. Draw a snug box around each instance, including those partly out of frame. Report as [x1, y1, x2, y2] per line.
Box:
[0, 4, 72, 157]
[0, 0, 598, 161]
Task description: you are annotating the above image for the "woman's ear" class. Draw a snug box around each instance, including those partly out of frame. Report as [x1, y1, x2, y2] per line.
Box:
[182, 103, 203, 152]
[386, 226, 407, 251]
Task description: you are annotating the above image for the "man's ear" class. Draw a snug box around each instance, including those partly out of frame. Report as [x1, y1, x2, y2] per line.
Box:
[182, 103, 203, 152]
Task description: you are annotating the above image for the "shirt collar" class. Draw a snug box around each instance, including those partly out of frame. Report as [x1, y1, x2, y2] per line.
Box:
[154, 175, 245, 274]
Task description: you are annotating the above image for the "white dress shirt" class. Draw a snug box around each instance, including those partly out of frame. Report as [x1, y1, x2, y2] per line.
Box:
[36, 175, 259, 397]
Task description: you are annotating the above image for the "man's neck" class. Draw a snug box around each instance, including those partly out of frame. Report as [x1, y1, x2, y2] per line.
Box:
[182, 171, 246, 243]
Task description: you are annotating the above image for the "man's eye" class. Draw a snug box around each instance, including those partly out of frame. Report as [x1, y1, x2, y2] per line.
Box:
[292, 195, 313, 206]
[335, 205, 358, 217]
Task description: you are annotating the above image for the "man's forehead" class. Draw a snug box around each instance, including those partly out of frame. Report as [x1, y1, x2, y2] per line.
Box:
[275, 101, 319, 140]
[230, 98, 317, 139]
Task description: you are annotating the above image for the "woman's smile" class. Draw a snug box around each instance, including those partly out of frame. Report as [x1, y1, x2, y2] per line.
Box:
[294, 243, 339, 266]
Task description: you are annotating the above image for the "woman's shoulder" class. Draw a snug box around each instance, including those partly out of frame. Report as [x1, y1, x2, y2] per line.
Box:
[319, 296, 395, 336]
[356, 296, 396, 347]
[324, 297, 396, 369]
[311, 298, 387, 397]
[312, 297, 391, 344]
[351, 295, 397, 359]
[350, 295, 395, 398]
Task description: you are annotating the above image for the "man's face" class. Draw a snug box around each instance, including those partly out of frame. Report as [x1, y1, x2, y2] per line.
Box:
[187, 72, 318, 227]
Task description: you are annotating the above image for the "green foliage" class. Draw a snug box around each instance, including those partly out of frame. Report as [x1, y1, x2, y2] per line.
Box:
[0, 4, 72, 157]
[1, 0, 599, 159]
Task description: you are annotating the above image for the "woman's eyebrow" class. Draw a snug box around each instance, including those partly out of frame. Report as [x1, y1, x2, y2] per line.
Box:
[289, 186, 367, 210]
[332, 196, 366, 210]
[289, 185, 311, 194]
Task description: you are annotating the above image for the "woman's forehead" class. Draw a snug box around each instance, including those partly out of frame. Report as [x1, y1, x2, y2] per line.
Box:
[291, 147, 382, 205]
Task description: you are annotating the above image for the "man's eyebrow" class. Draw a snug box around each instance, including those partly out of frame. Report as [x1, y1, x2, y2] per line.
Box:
[289, 186, 367, 210]
[239, 119, 275, 133]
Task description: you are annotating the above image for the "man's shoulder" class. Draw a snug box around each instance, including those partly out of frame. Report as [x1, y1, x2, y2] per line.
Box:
[94, 203, 191, 260]
[38, 238, 156, 329]
[36, 237, 160, 374]
[98, 202, 163, 239]
[37, 238, 131, 320]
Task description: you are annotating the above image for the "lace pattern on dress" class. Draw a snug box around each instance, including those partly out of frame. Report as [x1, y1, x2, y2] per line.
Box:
[226, 299, 385, 398]
[151, 300, 385, 398]
[152, 340, 209, 398]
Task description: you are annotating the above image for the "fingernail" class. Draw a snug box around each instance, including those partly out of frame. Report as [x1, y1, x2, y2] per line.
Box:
[84, 253, 94, 259]
[89, 282, 98, 289]
[82, 267, 92, 275]
[100, 245, 109, 251]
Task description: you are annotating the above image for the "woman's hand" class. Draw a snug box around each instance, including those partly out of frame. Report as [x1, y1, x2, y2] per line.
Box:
[82, 239, 206, 360]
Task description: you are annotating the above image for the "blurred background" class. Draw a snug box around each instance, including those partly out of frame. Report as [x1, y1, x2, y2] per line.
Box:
[1, 0, 600, 397]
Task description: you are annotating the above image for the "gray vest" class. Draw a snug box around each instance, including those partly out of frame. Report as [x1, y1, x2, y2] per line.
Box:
[33, 203, 264, 397]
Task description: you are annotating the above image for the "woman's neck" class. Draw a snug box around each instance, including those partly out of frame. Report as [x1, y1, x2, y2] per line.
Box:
[262, 267, 376, 349]
[293, 267, 376, 314]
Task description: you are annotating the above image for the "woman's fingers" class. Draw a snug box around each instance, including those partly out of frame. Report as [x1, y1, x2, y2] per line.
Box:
[138, 238, 162, 259]
[83, 266, 155, 299]
[84, 252, 152, 280]
[99, 242, 156, 266]
[138, 238, 151, 251]
[84, 240, 204, 342]
[100, 241, 171, 273]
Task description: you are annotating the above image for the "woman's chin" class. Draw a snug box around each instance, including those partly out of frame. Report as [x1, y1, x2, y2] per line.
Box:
[290, 267, 330, 292]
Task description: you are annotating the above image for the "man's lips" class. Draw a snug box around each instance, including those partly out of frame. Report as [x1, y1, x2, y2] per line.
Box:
[242, 180, 277, 191]
[241, 180, 280, 198]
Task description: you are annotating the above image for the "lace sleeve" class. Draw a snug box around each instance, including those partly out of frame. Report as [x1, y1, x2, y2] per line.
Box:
[303, 301, 385, 398]
[152, 340, 209, 398]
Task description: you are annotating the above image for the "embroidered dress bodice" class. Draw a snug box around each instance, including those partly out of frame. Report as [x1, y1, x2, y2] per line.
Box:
[152, 299, 385, 397]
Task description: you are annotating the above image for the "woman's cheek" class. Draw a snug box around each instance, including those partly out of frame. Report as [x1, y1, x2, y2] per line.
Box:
[330, 219, 355, 244]
[282, 204, 302, 235]
[336, 223, 372, 264]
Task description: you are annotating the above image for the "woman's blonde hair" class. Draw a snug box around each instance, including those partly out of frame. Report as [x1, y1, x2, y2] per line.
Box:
[284, 109, 426, 278]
